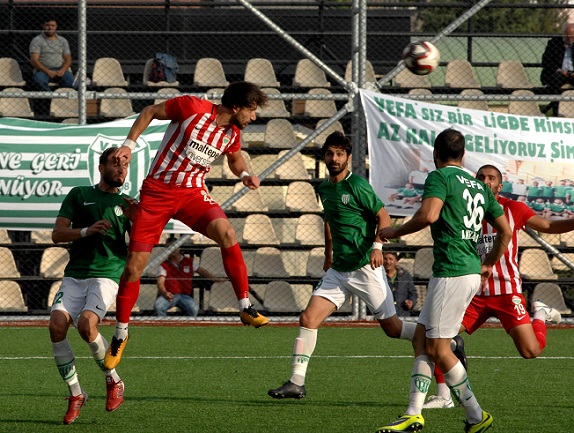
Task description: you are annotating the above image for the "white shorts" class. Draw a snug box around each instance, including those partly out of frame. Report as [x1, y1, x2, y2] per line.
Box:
[418, 274, 481, 339]
[50, 277, 119, 326]
[312, 264, 396, 319]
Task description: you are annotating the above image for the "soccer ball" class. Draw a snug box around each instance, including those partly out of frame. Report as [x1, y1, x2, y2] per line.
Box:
[401, 41, 440, 76]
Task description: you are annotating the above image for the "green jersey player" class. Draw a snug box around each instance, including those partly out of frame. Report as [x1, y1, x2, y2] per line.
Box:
[377, 129, 511, 433]
[49, 147, 137, 424]
[268, 131, 417, 400]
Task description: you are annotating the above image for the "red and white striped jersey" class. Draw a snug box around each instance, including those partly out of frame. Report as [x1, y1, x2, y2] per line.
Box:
[148, 96, 241, 188]
[477, 196, 535, 296]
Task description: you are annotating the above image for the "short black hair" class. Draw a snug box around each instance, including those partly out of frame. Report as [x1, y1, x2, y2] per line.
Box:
[99, 147, 117, 165]
[476, 164, 502, 184]
[433, 128, 465, 162]
[221, 81, 267, 109]
[322, 131, 352, 157]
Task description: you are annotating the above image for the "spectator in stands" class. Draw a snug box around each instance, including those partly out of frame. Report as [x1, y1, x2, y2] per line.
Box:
[155, 237, 222, 317]
[104, 81, 270, 371]
[376, 129, 511, 433]
[383, 251, 417, 317]
[541, 22, 574, 114]
[29, 18, 76, 91]
[48, 147, 136, 424]
[267, 131, 417, 401]
[423, 164, 570, 411]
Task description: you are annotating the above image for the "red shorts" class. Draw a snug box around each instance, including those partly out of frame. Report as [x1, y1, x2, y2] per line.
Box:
[129, 177, 227, 252]
[462, 293, 531, 334]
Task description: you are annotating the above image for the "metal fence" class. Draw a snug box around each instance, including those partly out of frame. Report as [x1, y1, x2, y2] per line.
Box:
[1, 0, 574, 321]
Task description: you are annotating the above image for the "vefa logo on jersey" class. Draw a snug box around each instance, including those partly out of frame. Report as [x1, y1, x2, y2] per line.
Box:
[114, 205, 123, 216]
[88, 134, 151, 199]
[341, 194, 350, 205]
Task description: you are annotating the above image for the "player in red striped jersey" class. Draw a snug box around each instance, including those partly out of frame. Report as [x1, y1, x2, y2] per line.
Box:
[424, 164, 574, 409]
[104, 82, 269, 370]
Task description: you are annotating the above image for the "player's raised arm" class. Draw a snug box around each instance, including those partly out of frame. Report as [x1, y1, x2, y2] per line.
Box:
[115, 101, 170, 163]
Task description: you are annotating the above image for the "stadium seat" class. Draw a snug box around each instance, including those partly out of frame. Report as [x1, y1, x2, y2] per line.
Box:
[199, 247, 227, 278]
[0, 58, 26, 86]
[257, 88, 290, 118]
[496, 60, 533, 89]
[193, 58, 229, 87]
[100, 87, 135, 118]
[294, 214, 324, 246]
[0, 88, 34, 118]
[314, 118, 345, 147]
[0, 247, 21, 278]
[249, 154, 277, 179]
[264, 281, 311, 312]
[242, 214, 280, 245]
[252, 247, 290, 278]
[285, 181, 322, 212]
[551, 253, 574, 272]
[142, 246, 166, 277]
[263, 119, 297, 149]
[400, 217, 433, 246]
[292, 59, 330, 88]
[0, 280, 28, 312]
[398, 257, 415, 276]
[91, 57, 128, 87]
[561, 231, 574, 247]
[244, 58, 280, 87]
[413, 284, 427, 312]
[458, 89, 489, 112]
[50, 88, 78, 118]
[394, 68, 431, 88]
[413, 248, 434, 280]
[519, 248, 557, 280]
[407, 88, 435, 104]
[204, 88, 224, 105]
[207, 281, 238, 312]
[275, 150, 311, 180]
[444, 60, 480, 88]
[154, 87, 180, 105]
[303, 88, 337, 118]
[229, 182, 269, 212]
[61, 117, 79, 124]
[31, 230, 53, 244]
[0, 229, 11, 244]
[142, 58, 180, 87]
[260, 185, 288, 211]
[508, 90, 542, 116]
[281, 249, 309, 275]
[531, 282, 571, 314]
[222, 150, 252, 179]
[39, 247, 70, 279]
[306, 247, 325, 278]
[345, 60, 377, 83]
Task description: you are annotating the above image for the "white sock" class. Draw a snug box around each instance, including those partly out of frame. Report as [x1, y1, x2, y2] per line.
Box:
[533, 309, 546, 322]
[400, 321, 416, 341]
[437, 382, 451, 399]
[114, 322, 129, 340]
[238, 297, 251, 310]
[52, 339, 82, 396]
[405, 355, 434, 416]
[88, 333, 108, 372]
[290, 327, 317, 386]
[444, 361, 482, 424]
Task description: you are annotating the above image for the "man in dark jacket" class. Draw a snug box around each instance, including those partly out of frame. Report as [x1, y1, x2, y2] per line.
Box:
[541, 23, 574, 93]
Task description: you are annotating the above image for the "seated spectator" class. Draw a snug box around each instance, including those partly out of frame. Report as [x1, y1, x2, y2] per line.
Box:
[382, 251, 417, 317]
[29, 18, 76, 92]
[541, 22, 574, 114]
[155, 237, 223, 317]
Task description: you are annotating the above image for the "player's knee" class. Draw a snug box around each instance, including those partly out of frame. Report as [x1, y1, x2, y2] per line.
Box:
[378, 317, 402, 338]
[519, 346, 542, 359]
[48, 320, 67, 342]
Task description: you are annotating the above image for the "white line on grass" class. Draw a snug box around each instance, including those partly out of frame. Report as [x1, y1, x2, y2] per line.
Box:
[2, 355, 574, 360]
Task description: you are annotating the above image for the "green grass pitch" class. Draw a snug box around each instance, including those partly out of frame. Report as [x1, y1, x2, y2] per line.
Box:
[0, 324, 572, 432]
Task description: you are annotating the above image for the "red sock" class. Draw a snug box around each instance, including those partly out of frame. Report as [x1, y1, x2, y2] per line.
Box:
[532, 318, 547, 351]
[115, 278, 140, 323]
[435, 365, 445, 384]
[221, 243, 249, 300]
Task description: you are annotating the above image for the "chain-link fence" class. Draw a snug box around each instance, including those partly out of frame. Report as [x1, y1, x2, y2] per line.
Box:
[1, 0, 574, 321]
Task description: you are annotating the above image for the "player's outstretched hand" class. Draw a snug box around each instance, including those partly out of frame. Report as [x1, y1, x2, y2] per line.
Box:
[378, 227, 396, 242]
[121, 197, 139, 221]
[114, 146, 133, 164]
[242, 174, 260, 190]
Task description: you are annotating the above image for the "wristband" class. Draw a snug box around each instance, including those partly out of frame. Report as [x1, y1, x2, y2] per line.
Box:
[372, 242, 383, 250]
[80, 227, 88, 238]
[122, 138, 136, 150]
[240, 171, 250, 179]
